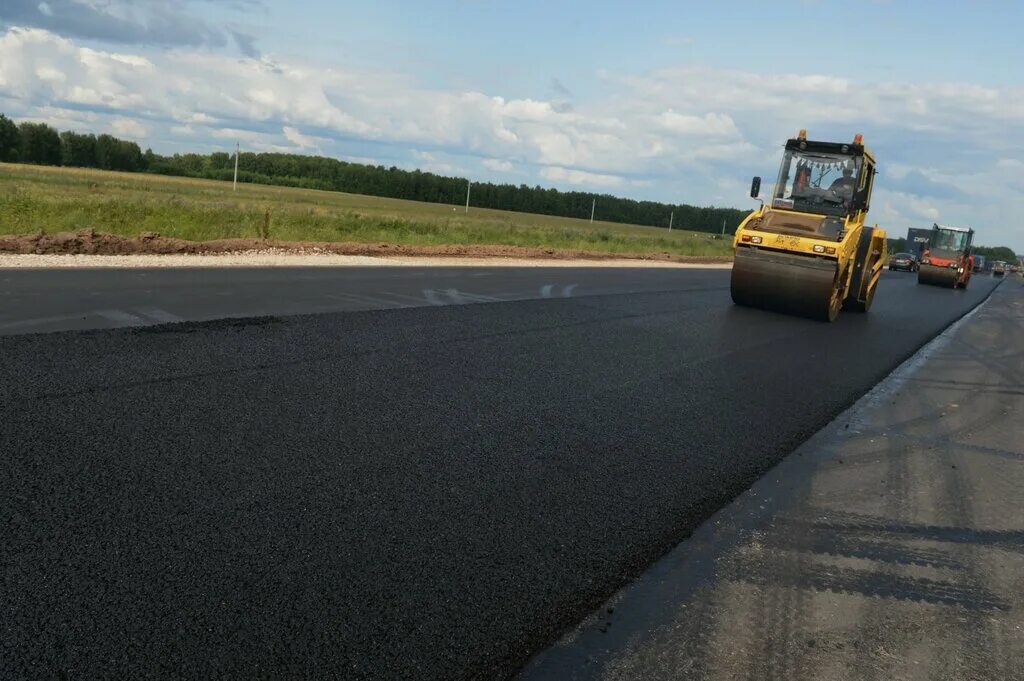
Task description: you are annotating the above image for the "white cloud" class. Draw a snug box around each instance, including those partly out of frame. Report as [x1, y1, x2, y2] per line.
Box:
[541, 166, 624, 187]
[657, 111, 739, 137]
[211, 127, 263, 142]
[18, 104, 99, 131]
[110, 117, 147, 139]
[410, 149, 459, 175]
[210, 127, 292, 152]
[0, 27, 760, 180]
[35, 64, 64, 83]
[282, 125, 328, 151]
[482, 158, 513, 172]
[174, 111, 217, 125]
[900, 193, 942, 221]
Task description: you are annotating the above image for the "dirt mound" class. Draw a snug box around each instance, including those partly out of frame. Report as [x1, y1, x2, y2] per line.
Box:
[0, 230, 732, 263]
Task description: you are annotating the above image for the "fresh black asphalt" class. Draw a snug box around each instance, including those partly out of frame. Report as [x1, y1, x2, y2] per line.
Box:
[0, 268, 1002, 679]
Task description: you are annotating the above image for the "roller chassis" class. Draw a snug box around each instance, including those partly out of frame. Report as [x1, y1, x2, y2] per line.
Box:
[915, 224, 975, 289]
[731, 131, 885, 322]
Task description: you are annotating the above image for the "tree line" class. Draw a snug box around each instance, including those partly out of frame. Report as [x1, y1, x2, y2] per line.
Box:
[0, 112, 1018, 255]
[0, 114, 146, 172]
[146, 151, 750, 234]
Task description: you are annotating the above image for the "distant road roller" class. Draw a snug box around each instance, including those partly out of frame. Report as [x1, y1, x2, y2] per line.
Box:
[731, 130, 887, 322]
[917, 223, 975, 288]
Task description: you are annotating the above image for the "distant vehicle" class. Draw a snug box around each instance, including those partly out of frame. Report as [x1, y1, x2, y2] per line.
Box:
[906, 227, 932, 261]
[888, 252, 918, 272]
[972, 254, 986, 272]
[1011, 263, 1020, 273]
[992, 261, 1006, 276]
[918, 223, 974, 289]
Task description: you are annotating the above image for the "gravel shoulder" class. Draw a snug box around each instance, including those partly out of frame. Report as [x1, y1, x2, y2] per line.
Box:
[0, 229, 731, 268]
[0, 252, 730, 269]
[520, 278, 1023, 680]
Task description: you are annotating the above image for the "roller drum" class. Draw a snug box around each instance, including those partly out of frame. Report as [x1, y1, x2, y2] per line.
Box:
[918, 263, 958, 288]
[731, 247, 841, 321]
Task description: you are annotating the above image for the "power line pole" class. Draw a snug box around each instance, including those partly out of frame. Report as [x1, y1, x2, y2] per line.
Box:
[465, 180, 471, 213]
[233, 142, 239, 191]
[590, 198, 596, 223]
[721, 217, 727, 239]
[669, 211, 674, 232]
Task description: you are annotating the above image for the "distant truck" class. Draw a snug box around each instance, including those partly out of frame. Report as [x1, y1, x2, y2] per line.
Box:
[973, 254, 986, 272]
[906, 227, 932, 260]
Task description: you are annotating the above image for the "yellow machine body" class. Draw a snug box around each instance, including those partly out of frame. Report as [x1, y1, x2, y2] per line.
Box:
[731, 131, 887, 322]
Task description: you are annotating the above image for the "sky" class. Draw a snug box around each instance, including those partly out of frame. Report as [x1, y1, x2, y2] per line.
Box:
[0, 0, 1022, 249]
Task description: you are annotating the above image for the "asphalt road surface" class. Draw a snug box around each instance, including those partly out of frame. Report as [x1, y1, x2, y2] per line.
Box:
[0, 267, 1002, 679]
[0, 265, 723, 335]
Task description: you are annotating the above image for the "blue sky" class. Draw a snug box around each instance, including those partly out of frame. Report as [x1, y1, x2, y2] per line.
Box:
[1, 0, 1022, 248]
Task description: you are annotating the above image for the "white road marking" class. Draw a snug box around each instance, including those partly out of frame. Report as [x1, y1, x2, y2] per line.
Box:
[443, 288, 467, 304]
[422, 289, 448, 306]
[454, 291, 502, 303]
[0, 313, 89, 331]
[96, 309, 148, 327]
[540, 284, 554, 298]
[381, 291, 435, 305]
[326, 292, 412, 308]
[323, 292, 366, 302]
[135, 307, 184, 323]
[562, 284, 578, 298]
[419, 288, 500, 305]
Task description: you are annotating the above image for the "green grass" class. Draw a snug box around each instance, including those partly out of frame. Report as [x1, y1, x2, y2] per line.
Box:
[0, 163, 733, 257]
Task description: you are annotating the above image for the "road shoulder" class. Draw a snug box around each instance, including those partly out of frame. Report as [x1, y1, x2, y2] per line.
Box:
[0, 253, 732, 269]
[520, 278, 1023, 680]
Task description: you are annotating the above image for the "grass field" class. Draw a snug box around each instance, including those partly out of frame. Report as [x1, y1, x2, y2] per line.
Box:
[0, 163, 732, 258]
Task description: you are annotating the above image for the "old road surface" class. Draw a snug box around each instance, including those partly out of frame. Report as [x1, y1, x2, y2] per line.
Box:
[0, 265, 722, 335]
[0, 266, 1003, 678]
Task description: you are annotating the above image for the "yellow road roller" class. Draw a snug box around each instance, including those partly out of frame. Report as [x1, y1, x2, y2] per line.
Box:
[731, 130, 887, 322]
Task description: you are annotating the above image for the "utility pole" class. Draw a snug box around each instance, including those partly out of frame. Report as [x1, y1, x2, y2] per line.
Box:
[669, 211, 674, 232]
[590, 198, 596, 223]
[721, 217, 727, 239]
[233, 142, 239, 191]
[465, 180, 471, 213]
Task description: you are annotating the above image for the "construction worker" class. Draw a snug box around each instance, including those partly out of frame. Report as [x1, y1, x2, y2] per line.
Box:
[829, 166, 856, 199]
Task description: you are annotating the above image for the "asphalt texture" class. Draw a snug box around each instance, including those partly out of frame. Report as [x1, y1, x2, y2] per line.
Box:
[521, 277, 1023, 681]
[0, 268, 1003, 679]
[0, 265, 721, 335]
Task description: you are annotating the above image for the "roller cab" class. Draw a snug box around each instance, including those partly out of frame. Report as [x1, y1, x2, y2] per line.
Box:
[732, 130, 886, 322]
[917, 224, 975, 289]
